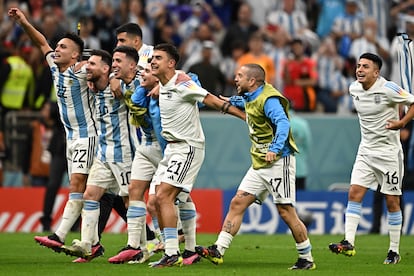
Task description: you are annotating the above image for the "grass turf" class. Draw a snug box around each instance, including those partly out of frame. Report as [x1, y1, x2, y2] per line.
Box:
[0, 233, 413, 275]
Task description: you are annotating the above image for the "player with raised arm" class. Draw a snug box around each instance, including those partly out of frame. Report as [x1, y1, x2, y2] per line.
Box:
[329, 53, 414, 264]
[8, 8, 98, 252]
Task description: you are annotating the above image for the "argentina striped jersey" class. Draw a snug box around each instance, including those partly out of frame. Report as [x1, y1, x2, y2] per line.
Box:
[46, 52, 97, 140]
[95, 85, 136, 163]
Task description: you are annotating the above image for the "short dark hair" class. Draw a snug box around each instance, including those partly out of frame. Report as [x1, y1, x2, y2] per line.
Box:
[115, 23, 143, 38]
[243, 63, 265, 85]
[113, 45, 139, 63]
[62, 32, 84, 54]
[91, 49, 112, 67]
[359, 52, 382, 70]
[153, 43, 180, 65]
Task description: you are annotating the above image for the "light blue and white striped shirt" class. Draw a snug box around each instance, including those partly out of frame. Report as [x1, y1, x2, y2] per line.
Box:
[46, 52, 98, 140]
[94, 85, 136, 163]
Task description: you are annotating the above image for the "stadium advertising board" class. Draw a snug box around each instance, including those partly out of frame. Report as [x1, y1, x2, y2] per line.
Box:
[1, 188, 413, 234]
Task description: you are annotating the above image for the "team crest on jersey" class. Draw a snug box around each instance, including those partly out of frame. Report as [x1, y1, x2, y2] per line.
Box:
[374, 94, 381, 104]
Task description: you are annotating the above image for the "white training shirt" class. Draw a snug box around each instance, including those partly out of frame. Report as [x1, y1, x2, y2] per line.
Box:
[46, 52, 98, 140]
[94, 85, 136, 163]
[158, 71, 208, 148]
[350, 76, 414, 155]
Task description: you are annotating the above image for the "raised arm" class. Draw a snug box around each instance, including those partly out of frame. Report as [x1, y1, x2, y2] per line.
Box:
[8, 8, 53, 55]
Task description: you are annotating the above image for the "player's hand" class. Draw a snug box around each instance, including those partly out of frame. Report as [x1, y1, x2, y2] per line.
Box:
[8, 8, 25, 23]
[218, 95, 230, 102]
[147, 84, 160, 99]
[175, 71, 191, 84]
[265, 151, 277, 163]
[87, 81, 97, 92]
[110, 78, 123, 99]
[385, 119, 404, 130]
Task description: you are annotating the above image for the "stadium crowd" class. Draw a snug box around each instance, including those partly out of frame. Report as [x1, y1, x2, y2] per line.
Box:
[2, 0, 414, 117]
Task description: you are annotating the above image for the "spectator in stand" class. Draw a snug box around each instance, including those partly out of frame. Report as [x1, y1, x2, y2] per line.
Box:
[266, 0, 320, 52]
[348, 17, 390, 77]
[90, 0, 119, 53]
[314, 36, 344, 113]
[128, 0, 153, 45]
[361, 0, 390, 40]
[62, 0, 95, 32]
[315, 0, 345, 39]
[237, 31, 275, 85]
[282, 38, 318, 112]
[244, 0, 277, 27]
[188, 40, 225, 97]
[331, 0, 364, 58]
[180, 22, 222, 72]
[336, 57, 357, 115]
[264, 25, 291, 91]
[148, 2, 182, 46]
[79, 16, 101, 50]
[219, 40, 246, 97]
[220, 2, 258, 57]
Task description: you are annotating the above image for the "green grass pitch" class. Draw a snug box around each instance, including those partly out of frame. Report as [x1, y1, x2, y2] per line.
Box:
[0, 233, 413, 275]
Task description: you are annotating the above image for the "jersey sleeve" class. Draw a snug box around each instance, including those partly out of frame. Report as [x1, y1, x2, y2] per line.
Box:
[178, 79, 208, 103]
[384, 81, 414, 105]
[45, 51, 55, 68]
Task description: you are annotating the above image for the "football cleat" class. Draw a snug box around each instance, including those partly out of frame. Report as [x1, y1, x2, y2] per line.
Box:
[72, 243, 105, 263]
[182, 250, 201, 265]
[108, 245, 142, 264]
[195, 244, 223, 265]
[61, 239, 91, 259]
[289, 258, 316, 270]
[151, 253, 183, 268]
[383, 250, 401, 264]
[329, 239, 356, 256]
[128, 249, 151, 264]
[34, 233, 64, 253]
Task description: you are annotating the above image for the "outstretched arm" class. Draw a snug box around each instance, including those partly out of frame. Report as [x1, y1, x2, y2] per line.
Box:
[8, 8, 52, 55]
[203, 93, 246, 121]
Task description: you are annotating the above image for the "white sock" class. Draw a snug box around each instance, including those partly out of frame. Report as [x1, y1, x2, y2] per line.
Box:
[140, 219, 147, 250]
[179, 201, 197, 252]
[80, 200, 99, 252]
[216, 231, 233, 256]
[55, 193, 83, 241]
[344, 201, 362, 245]
[296, 239, 313, 262]
[164, 227, 179, 256]
[127, 200, 146, 249]
[388, 211, 402, 254]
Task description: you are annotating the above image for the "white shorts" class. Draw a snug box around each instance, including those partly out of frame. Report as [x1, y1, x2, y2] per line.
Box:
[239, 155, 296, 205]
[87, 158, 131, 196]
[153, 142, 204, 202]
[67, 136, 97, 175]
[350, 152, 403, 195]
[131, 141, 163, 181]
